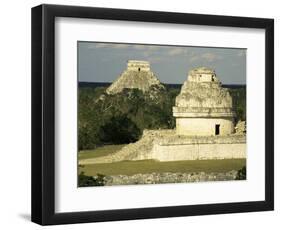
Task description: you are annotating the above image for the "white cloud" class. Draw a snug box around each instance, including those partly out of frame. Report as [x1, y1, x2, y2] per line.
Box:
[111, 44, 131, 49]
[202, 52, 222, 62]
[190, 52, 222, 63]
[87, 43, 131, 49]
[90, 43, 108, 48]
[147, 56, 166, 64]
[165, 47, 190, 56]
[167, 48, 183, 56]
[132, 45, 159, 51]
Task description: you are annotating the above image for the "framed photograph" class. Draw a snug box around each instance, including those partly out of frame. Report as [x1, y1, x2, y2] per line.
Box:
[31, 4, 274, 225]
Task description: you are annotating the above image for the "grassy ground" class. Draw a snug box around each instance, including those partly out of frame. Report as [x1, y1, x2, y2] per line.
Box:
[79, 159, 246, 176]
[78, 144, 126, 160]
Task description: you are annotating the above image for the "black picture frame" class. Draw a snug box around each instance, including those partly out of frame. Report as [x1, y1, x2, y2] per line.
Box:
[31, 4, 274, 225]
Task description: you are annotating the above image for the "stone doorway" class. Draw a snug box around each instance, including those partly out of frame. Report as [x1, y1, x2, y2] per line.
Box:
[215, 124, 220, 135]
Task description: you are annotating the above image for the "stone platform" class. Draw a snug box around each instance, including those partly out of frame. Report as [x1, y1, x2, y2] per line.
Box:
[80, 130, 246, 164]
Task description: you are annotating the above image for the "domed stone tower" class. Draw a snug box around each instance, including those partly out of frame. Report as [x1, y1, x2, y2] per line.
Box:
[173, 67, 235, 136]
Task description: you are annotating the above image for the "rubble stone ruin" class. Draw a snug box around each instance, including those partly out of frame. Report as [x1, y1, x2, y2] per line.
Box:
[80, 65, 246, 164]
[173, 67, 236, 136]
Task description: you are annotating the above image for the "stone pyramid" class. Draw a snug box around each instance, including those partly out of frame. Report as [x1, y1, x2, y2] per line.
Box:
[106, 60, 164, 94]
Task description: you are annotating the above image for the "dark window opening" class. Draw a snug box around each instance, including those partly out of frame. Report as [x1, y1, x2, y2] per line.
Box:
[215, 124, 220, 135]
[138, 68, 141, 71]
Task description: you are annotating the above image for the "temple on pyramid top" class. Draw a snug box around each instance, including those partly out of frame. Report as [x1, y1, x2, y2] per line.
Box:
[127, 60, 150, 71]
[106, 60, 164, 94]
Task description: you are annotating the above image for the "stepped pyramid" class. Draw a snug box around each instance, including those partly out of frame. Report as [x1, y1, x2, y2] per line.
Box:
[106, 60, 165, 94]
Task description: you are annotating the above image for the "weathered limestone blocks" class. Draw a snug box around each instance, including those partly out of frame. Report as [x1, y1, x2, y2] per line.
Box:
[152, 142, 246, 161]
[106, 60, 164, 94]
[235, 120, 246, 134]
[127, 60, 150, 71]
[151, 131, 246, 161]
[175, 117, 234, 136]
[79, 130, 246, 164]
[103, 171, 239, 185]
[173, 67, 236, 136]
[80, 131, 155, 164]
[87, 66, 247, 165]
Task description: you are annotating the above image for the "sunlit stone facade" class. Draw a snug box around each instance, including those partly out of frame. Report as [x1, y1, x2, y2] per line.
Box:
[173, 67, 235, 136]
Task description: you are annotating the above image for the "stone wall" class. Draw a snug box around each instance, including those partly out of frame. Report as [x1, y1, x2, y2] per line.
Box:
[127, 60, 150, 72]
[175, 117, 234, 136]
[152, 142, 246, 161]
[103, 171, 239, 186]
[79, 130, 246, 164]
[188, 67, 218, 83]
[151, 133, 246, 161]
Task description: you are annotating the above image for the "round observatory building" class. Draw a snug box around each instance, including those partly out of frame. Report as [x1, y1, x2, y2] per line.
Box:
[173, 67, 235, 136]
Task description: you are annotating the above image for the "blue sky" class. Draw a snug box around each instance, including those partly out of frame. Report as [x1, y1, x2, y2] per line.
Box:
[78, 42, 246, 85]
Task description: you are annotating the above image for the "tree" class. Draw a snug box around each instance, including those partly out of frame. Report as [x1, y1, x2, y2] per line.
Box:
[78, 172, 105, 187]
[99, 114, 141, 144]
[235, 166, 246, 180]
[78, 85, 245, 150]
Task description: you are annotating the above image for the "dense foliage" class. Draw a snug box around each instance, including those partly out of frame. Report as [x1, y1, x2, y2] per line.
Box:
[99, 114, 141, 144]
[78, 171, 105, 187]
[229, 88, 246, 122]
[78, 85, 246, 151]
[78, 86, 179, 150]
[235, 166, 246, 180]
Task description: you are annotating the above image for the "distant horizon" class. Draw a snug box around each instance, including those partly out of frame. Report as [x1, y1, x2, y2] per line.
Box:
[78, 81, 246, 86]
[78, 82, 246, 91]
[78, 42, 246, 85]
